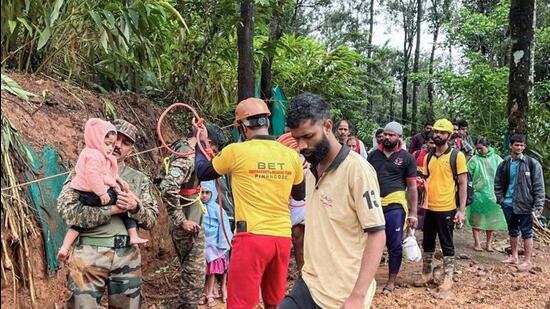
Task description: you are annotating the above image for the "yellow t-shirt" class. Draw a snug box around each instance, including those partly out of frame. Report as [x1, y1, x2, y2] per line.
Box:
[302, 149, 385, 309]
[212, 137, 304, 237]
[422, 148, 467, 211]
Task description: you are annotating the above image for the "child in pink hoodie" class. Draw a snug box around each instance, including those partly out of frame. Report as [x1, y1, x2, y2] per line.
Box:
[57, 118, 147, 264]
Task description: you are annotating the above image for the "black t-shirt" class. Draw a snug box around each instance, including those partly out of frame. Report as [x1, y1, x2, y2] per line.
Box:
[367, 148, 417, 197]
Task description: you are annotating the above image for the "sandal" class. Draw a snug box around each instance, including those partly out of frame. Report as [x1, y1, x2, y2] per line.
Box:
[198, 293, 207, 305]
[382, 286, 394, 295]
[206, 296, 217, 308]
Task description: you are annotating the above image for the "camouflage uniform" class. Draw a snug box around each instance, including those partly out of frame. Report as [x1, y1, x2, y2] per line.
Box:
[58, 165, 158, 308]
[159, 139, 205, 309]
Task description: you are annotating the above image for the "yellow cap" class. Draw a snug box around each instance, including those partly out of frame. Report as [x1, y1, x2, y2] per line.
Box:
[433, 119, 454, 133]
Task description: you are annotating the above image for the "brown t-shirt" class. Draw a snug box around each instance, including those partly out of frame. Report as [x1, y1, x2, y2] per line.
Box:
[302, 147, 385, 308]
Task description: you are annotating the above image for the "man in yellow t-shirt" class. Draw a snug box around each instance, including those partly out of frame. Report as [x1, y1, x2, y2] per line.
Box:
[195, 98, 305, 309]
[280, 93, 386, 309]
[414, 118, 468, 292]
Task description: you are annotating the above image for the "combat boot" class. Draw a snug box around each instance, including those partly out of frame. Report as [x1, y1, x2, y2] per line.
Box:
[413, 252, 434, 287]
[437, 256, 455, 292]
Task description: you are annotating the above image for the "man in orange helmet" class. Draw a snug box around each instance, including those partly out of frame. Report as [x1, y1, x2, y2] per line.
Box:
[195, 97, 305, 309]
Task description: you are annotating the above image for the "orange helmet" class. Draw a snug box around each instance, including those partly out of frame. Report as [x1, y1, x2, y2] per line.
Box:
[277, 132, 299, 151]
[234, 98, 271, 125]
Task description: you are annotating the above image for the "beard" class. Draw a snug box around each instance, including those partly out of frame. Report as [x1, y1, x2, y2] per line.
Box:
[301, 133, 331, 166]
[382, 139, 398, 150]
[433, 136, 448, 146]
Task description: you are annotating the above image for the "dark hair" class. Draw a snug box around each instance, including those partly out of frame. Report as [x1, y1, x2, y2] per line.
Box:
[335, 119, 354, 134]
[206, 124, 228, 149]
[425, 131, 434, 140]
[105, 130, 117, 138]
[286, 93, 331, 129]
[424, 121, 434, 127]
[510, 134, 526, 144]
[457, 119, 468, 128]
[375, 128, 384, 136]
[476, 137, 489, 147]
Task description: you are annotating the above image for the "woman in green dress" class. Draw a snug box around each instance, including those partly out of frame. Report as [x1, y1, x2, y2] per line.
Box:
[465, 138, 507, 251]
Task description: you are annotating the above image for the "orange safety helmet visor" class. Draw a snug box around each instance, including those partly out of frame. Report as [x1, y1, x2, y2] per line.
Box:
[234, 98, 271, 125]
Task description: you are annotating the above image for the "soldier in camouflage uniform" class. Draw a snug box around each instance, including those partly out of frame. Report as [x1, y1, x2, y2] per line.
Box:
[159, 137, 205, 309]
[57, 119, 159, 309]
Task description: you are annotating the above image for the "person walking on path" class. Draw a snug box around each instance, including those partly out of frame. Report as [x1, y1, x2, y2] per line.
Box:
[335, 119, 368, 159]
[57, 119, 159, 308]
[414, 118, 468, 293]
[159, 134, 206, 309]
[409, 121, 433, 154]
[465, 138, 507, 252]
[195, 97, 305, 309]
[280, 93, 386, 309]
[367, 121, 418, 294]
[494, 134, 545, 271]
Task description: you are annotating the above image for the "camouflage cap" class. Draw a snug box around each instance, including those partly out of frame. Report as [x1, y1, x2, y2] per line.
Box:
[112, 119, 138, 143]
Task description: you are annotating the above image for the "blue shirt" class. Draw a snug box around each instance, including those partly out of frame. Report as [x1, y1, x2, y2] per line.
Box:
[503, 155, 523, 207]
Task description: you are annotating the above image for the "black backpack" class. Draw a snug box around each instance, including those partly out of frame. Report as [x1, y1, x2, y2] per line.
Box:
[426, 149, 474, 207]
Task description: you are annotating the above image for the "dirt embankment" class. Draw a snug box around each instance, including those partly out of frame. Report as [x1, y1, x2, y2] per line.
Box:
[1, 72, 182, 308]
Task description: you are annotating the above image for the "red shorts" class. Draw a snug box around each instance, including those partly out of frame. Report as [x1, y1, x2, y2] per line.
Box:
[227, 233, 291, 308]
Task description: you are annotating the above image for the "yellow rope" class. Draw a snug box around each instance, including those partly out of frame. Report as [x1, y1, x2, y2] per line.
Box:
[180, 194, 207, 214]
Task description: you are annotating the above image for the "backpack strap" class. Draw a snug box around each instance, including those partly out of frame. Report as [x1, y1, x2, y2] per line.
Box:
[426, 152, 434, 179]
[450, 148, 459, 187]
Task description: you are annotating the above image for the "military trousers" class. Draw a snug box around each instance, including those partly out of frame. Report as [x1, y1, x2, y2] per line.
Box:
[171, 227, 206, 309]
[65, 244, 142, 309]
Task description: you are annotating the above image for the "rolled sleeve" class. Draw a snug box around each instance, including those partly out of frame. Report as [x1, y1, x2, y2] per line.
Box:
[57, 179, 112, 229]
[127, 177, 159, 230]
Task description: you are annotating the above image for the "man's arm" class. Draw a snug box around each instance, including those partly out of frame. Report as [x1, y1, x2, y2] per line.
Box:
[159, 156, 194, 226]
[455, 173, 468, 223]
[57, 179, 121, 229]
[406, 177, 418, 228]
[531, 160, 546, 210]
[343, 229, 386, 308]
[195, 144, 222, 180]
[126, 176, 159, 230]
[494, 162, 505, 204]
[291, 180, 305, 201]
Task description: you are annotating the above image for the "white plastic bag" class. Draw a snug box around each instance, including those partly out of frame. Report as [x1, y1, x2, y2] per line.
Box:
[402, 228, 422, 262]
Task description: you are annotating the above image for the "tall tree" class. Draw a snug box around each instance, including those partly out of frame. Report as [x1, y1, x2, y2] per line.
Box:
[260, 0, 285, 102]
[237, 0, 256, 101]
[387, 0, 417, 124]
[507, 0, 536, 135]
[367, 0, 375, 114]
[411, 0, 422, 134]
[426, 0, 452, 109]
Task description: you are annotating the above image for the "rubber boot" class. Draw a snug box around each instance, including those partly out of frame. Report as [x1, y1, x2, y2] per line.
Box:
[437, 256, 455, 292]
[413, 252, 434, 287]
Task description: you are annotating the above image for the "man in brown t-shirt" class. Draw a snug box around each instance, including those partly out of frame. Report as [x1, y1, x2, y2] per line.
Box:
[280, 93, 386, 309]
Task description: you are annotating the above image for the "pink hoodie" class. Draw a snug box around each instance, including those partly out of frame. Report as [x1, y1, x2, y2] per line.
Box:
[70, 118, 120, 196]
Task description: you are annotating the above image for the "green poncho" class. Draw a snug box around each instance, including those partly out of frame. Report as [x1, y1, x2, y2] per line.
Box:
[465, 147, 508, 231]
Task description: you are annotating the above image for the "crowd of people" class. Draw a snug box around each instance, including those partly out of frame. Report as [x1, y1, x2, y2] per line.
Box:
[56, 93, 545, 308]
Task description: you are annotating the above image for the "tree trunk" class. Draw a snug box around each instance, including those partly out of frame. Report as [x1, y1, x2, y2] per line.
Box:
[427, 26, 438, 110]
[507, 0, 536, 135]
[260, 1, 284, 102]
[237, 0, 256, 102]
[402, 25, 409, 123]
[411, 0, 422, 135]
[367, 0, 375, 114]
[390, 86, 396, 121]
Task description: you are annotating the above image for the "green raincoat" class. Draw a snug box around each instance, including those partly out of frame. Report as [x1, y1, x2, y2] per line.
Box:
[465, 147, 507, 231]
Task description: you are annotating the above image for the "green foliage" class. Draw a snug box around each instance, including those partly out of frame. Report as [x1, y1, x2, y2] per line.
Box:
[1, 0, 186, 92]
[1, 74, 36, 101]
[433, 55, 509, 143]
[447, 0, 511, 67]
